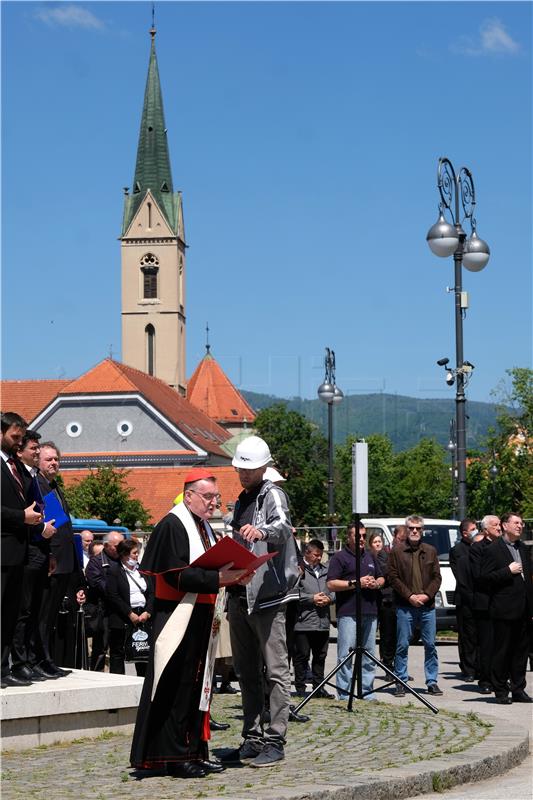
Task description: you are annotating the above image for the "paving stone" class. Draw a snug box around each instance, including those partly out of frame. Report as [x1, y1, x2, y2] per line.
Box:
[0, 694, 528, 800]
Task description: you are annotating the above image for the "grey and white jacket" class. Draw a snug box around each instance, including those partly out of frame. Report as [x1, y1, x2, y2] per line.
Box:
[231, 479, 300, 613]
[294, 561, 334, 632]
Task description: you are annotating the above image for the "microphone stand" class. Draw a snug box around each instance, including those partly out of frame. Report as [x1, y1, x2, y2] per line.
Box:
[293, 512, 438, 715]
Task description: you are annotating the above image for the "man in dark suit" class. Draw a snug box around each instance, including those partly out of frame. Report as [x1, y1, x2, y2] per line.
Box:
[470, 514, 502, 694]
[11, 430, 58, 682]
[449, 518, 478, 682]
[85, 530, 124, 670]
[481, 513, 533, 704]
[36, 442, 85, 676]
[1, 412, 44, 687]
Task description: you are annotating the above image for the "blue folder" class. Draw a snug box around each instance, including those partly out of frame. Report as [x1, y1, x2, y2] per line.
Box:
[42, 490, 69, 528]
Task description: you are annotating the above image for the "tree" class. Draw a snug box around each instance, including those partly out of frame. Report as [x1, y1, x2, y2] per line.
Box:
[253, 404, 328, 525]
[392, 438, 452, 518]
[64, 466, 150, 530]
[335, 435, 452, 521]
[335, 434, 397, 520]
[467, 368, 532, 519]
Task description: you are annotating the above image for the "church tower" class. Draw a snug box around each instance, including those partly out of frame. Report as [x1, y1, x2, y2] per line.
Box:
[121, 25, 186, 394]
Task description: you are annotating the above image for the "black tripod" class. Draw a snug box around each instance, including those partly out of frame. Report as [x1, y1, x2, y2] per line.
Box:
[293, 513, 438, 715]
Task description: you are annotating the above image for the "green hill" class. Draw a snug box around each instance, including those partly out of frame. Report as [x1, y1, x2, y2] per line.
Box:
[241, 391, 499, 452]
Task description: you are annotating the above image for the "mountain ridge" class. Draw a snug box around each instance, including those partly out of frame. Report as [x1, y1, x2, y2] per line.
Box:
[241, 390, 499, 451]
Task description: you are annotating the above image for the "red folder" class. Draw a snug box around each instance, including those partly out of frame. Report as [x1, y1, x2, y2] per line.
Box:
[191, 535, 277, 576]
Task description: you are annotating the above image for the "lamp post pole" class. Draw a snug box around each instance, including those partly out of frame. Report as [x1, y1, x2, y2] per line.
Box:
[318, 348, 343, 540]
[447, 418, 457, 518]
[327, 399, 334, 515]
[427, 158, 490, 521]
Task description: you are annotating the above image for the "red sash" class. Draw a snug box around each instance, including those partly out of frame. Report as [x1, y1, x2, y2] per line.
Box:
[154, 573, 216, 604]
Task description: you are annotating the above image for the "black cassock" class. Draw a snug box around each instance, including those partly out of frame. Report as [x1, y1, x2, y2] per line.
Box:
[130, 510, 219, 769]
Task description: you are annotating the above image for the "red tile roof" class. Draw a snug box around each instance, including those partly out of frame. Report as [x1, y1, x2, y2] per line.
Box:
[187, 352, 256, 424]
[60, 359, 138, 395]
[62, 465, 243, 525]
[1, 359, 231, 458]
[1, 380, 71, 424]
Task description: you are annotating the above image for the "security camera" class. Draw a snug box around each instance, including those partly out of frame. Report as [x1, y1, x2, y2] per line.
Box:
[437, 357, 450, 367]
[446, 370, 455, 386]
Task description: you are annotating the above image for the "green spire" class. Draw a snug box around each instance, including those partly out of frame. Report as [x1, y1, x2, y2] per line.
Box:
[122, 27, 181, 236]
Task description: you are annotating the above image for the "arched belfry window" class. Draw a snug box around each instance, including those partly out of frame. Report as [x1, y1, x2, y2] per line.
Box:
[141, 253, 159, 299]
[146, 324, 155, 375]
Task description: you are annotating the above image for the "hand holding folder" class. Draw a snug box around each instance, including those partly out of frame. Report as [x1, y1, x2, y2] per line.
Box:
[42, 491, 69, 528]
[191, 535, 277, 579]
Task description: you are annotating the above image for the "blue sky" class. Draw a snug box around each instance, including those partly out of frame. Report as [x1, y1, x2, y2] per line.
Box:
[2, 1, 531, 404]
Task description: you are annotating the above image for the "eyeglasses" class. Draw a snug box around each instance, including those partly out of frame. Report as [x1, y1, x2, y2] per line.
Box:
[408, 526, 423, 532]
[189, 489, 221, 502]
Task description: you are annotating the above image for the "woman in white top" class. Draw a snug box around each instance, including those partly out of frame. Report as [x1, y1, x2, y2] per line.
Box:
[106, 539, 153, 676]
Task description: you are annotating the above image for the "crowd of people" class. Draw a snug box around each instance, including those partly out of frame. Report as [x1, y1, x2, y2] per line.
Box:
[2, 414, 532, 778]
[0, 411, 148, 686]
[2, 413, 85, 687]
[450, 513, 533, 703]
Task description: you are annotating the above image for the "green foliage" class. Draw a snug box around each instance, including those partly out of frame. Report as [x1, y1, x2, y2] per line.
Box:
[393, 438, 451, 516]
[243, 390, 499, 451]
[493, 367, 533, 435]
[335, 434, 453, 521]
[63, 466, 150, 530]
[335, 434, 396, 518]
[248, 368, 532, 524]
[253, 404, 328, 525]
[467, 368, 533, 519]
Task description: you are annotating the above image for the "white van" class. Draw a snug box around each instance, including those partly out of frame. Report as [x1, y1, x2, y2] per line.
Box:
[361, 517, 460, 631]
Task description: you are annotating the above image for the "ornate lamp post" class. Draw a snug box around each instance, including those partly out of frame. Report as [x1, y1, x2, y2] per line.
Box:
[427, 158, 490, 520]
[317, 348, 343, 532]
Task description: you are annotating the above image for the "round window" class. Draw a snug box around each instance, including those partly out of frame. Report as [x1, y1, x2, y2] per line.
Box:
[66, 421, 82, 438]
[117, 420, 133, 437]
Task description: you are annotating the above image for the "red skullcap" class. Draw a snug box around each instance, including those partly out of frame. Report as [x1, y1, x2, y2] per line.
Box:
[183, 468, 216, 487]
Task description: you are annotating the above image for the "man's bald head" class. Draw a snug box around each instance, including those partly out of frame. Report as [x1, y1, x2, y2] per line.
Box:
[103, 531, 125, 559]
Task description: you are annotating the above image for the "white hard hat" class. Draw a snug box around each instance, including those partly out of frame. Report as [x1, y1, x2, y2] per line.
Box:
[232, 436, 272, 469]
[264, 466, 286, 483]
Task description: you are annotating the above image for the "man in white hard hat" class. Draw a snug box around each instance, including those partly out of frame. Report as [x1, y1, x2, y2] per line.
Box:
[224, 436, 300, 768]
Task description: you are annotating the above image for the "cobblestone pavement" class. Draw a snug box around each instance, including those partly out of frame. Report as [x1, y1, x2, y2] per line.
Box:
[0, 697, 491, 800]
[1, 644, 531, 800]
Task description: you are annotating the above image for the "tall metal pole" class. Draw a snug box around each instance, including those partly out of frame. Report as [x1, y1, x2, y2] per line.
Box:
[453, 234, 467, 521]
[318, 347, 343, 546]
[327, 399, 334, 517]
[427, 159, 490, 521]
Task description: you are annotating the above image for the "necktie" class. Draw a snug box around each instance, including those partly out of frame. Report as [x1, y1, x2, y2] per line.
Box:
[7, 457, 25, 500]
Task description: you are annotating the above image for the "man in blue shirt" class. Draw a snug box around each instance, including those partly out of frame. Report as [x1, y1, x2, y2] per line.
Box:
[327, 523, 384, 700]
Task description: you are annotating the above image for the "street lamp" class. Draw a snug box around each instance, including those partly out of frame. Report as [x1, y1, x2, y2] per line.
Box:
[447, 418, 457, 518]
[317, 348, 343, 533]
[427, 158, 490, 520]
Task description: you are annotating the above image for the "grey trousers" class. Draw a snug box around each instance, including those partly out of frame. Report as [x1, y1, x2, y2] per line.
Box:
[228, 596, 290, 747]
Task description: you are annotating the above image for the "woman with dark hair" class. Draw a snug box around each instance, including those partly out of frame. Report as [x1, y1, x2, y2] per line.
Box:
[106, 539, 153, 677]
[368, 532, 396, 674]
